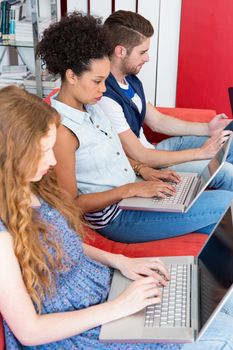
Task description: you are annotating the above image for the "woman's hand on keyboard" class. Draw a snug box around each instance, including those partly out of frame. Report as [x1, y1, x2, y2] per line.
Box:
[113, 277, 161, 318]
[116, 255, 170, 286]
[140, 167, 180, 184]
[126, 180, 176, 199]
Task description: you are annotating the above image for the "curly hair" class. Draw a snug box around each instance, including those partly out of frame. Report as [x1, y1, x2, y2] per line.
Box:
[104, 10, 154, 55]
[0, 86, 85, 312]
[37, 11, 111, 80]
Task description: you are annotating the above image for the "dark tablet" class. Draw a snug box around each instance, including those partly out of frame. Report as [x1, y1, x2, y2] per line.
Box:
[224, 120, 233, 131]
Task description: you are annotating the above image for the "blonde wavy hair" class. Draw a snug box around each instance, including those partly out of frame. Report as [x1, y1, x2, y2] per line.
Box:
[0, 86, 85, 312]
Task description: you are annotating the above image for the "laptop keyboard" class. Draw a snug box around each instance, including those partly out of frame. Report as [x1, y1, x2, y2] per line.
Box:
[144, 264, 190, 328]
[152, 175, 195, 205]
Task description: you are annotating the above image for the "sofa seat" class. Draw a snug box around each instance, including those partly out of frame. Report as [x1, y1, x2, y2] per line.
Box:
[84, 227, 207, 257]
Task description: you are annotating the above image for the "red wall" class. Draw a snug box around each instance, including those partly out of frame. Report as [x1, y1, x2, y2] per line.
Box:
[176, 0, 233, 116]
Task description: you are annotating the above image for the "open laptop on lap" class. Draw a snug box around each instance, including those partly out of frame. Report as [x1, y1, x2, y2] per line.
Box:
[119, 135, 232, 213]
[100, 202, 233, 343]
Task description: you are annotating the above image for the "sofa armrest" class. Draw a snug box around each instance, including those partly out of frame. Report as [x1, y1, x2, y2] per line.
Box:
[0, 313, 4, 350]
[144, 107, 217, 144]
[156, 107, 216, 122]
[44, 88, 60, 104]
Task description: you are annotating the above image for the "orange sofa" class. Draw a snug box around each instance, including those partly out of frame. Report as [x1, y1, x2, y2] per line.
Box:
[0, 100, 216, 350]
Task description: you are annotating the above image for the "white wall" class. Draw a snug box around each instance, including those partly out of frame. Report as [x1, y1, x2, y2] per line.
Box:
[156, 0, 182, 107]
[137, 0, 160, 105]
[67, 0, 182, 107]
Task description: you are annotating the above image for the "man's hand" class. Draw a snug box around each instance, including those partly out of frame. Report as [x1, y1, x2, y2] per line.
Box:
[197, 131, 231, 159]
[208, 114, 230, 136]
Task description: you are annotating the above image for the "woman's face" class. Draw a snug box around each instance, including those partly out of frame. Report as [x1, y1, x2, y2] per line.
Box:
[71, 56, 111, 105]
[30, 123, 57, 182]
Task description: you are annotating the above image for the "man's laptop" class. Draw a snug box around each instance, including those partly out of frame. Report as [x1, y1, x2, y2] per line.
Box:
[100, 202, 233, 343]
[119, 135, 232, 213]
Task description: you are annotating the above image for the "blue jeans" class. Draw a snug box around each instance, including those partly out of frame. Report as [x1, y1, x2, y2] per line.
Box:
[181, 310, 233, 349]
[156, 136, 233, 191]
[97, 190, 233, 243]
[181, 296, 233, 349]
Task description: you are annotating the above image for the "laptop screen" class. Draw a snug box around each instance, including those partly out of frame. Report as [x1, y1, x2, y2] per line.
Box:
[198, 203, 233, 330]
[199, 136, 231, 189]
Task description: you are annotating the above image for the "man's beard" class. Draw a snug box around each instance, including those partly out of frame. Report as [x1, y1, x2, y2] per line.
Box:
[121, 58, 141, 76]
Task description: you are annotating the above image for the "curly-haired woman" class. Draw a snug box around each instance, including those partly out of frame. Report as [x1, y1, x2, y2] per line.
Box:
[37, 12, 233, 244]
[1, 85, 233, 349]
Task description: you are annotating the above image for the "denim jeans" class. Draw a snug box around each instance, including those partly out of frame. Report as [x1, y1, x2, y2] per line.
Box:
[181, 296, 233, 350]
[181, 311, 233, 350]
[97, 190, 233, 243]
[156, 136, 233, 191]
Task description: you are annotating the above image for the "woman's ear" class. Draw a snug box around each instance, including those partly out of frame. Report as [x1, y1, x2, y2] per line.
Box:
[65, 69, 78, 85]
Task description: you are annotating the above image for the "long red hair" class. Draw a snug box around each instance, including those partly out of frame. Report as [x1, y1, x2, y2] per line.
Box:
[0, 86, 84, 311]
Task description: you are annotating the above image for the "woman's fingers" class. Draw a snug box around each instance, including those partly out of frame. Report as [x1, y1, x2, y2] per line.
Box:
[154, 184, 176, 198]
[160, 170, 181, 183]
[133, 179, 177, 198]
[144, 261, 170, 281]
[138, 266, 169, 286]
[144, 283, 162, 299]
[132, 258, 170, 283]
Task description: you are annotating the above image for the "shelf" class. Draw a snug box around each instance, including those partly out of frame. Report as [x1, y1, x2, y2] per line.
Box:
[0, 0, 58, 97]
[0, 41, 34, 48]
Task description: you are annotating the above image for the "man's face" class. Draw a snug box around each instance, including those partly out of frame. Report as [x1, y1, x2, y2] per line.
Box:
[121, 37, 150, 75]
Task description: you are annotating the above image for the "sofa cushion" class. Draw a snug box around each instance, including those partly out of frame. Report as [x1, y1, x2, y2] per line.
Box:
[0, 314, 4, 350]
[157, 107, 216, 122]
[84, 227, 207, 257]
[144, 107, 216, 143]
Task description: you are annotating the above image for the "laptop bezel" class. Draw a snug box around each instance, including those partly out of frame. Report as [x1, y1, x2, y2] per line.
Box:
[185, 134, 233, 212]
[195, 201, 233, 341]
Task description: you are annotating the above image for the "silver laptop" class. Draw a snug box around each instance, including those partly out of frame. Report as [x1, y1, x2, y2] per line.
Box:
[119, 135, 232, 213]
[100, 202, 233, 343]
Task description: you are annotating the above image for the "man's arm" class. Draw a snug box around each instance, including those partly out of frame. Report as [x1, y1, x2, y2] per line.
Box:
[119, 126, 228, 168]
[145, 102, 229, 136]
[98, 96, 227, 167]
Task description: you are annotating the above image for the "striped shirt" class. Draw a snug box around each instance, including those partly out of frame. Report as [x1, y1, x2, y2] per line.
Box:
[85, 204, 121, 229]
